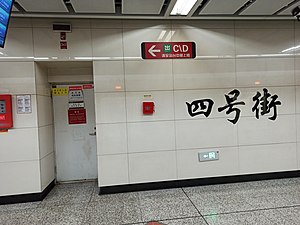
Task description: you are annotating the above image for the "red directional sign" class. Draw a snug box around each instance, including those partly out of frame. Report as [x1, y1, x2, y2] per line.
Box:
[141, 42, 196, 59]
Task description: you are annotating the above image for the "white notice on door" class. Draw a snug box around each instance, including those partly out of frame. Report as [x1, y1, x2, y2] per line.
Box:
[69, 102, 85, 108]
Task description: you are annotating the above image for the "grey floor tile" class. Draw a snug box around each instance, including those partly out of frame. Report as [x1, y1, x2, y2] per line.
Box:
[261, 207, 300, 225]
[41, 194, 92, 207]
[158, 217, 207, 225]
[55, 181, 97, 189]
[205, 211, 274, 225]
[0, 209, 32, 225]
[184, 189, 253, 215]
[1, 179, 299, 225]
[139, 189, 200, 221]
[90, 191, 140, 204]
[26, 203, 87, 225]
[83, 193, 143, 225]
[0, 201, 42, 212]
[42, 182, 94, 206]
[185, 178, 300, 215]
[280, 206, 300, 224]
[126, 217, 207, 225]
[243, 192, 299, 209]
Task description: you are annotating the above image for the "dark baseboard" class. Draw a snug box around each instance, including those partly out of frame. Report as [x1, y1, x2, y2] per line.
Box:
[0, 180, 55, 205]
[99, 170, 300, 195]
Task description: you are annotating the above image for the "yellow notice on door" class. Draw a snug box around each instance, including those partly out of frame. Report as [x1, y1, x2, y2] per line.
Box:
[52, 88, 68, 96]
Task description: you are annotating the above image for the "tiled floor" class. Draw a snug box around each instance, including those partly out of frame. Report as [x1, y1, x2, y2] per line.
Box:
[0, 178, 299, 225]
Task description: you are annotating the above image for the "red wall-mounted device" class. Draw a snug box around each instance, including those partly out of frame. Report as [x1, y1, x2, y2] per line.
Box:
[143, 102, 155, 115]
[0, 94, 13, 130]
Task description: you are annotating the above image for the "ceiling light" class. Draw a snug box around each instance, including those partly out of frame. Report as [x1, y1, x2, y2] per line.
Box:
[281, 45, 300, 53]
[170, 0, 197, 16]
[157, 30, 167, 41]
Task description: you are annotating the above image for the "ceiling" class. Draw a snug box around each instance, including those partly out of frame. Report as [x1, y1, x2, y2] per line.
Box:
[11, 0, 300, 20]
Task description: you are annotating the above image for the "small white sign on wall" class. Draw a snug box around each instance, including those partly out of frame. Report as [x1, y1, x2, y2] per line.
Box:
[17, 95, 32, 114]
[69, 102, 85, 108]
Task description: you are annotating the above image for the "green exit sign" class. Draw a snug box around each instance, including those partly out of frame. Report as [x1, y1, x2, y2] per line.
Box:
[198, 151, 219, 162]
[163, 44, 172, 53]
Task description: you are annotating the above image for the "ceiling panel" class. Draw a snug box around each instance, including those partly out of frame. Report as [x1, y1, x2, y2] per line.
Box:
[122, 0, 164, 14]
[16, 0, 68, 12]
[10, 0, 295, 19]
[70, 0, 115, 13]
[199, 0, 249, 15]
[278, 2, 299, 15]
[241, 0, 293, 15]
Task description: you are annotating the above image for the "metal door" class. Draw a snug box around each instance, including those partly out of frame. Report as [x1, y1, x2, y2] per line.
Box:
[52, 84, 97, 181]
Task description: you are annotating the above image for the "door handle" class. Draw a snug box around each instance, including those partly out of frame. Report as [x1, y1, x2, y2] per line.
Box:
[89, 132, 96, 136]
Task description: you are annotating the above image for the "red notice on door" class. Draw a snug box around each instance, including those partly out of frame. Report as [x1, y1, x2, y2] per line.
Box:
[68, 108, 86, 125]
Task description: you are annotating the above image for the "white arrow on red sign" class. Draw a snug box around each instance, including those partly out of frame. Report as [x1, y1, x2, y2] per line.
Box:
[148, 45, 161, 57]
[141, 42, 196, 59]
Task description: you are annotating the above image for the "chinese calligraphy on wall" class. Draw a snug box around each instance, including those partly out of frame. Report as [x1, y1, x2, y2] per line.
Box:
[186, 88, 281, 124]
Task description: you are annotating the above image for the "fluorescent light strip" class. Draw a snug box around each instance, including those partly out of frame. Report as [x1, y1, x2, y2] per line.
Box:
[281, 45, 300, 53]
[170, 0, 198, 16]
[157, 30, 167, 41]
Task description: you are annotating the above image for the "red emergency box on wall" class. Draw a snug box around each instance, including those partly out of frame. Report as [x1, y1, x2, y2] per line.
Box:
[0, 95, 13, 130]
[143, 102, 155, 115]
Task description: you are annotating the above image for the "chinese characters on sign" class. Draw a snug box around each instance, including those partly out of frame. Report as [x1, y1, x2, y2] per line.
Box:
[186, 88, 281, 124]
[217, 89, 245, 124]
[252, 88, 281, 121]
[141, 42, 196, 59]
[16, 95, 32, 114]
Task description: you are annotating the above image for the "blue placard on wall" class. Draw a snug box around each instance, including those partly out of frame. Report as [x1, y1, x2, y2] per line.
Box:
[0, 0, 14, 48]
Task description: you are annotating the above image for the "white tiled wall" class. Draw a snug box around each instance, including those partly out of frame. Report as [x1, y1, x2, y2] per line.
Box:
[93, 60, 125, 92]
[0, 28, 34, 59]
[33, 28, 92, 59]
[173, 59, 236, 90]
[0, 60, 41, 195]
[238, 115, 297, 146]
[123, 28, 172, 58]
[1, 18, 300, 194]
[0, 62, 35, 94]
[236, 58, 295, 87]
[38, 125, 54, 158]
[0, 161, 41, 196]
[297, 115, 300, 142]
[128, 151, 177, 183]
[0, 128, 39, 162]
[92, 19, 300, 187]
[92, 29, 123, 58]
[176, 119, 238, 150]
[296, 86, 300, 113]
[40, 153, 55, 190]
[235, 28, 294, 56]
[35, 63, 55, 191]
[124, 60, 173, 91]
[239, 86, 296, 116]
[177, 147, 239, 179]
[239, 143, 298, 174]
[172, 28, 235, 57]
[98, 154, 129, 186]
[126, 91, 174, 122]
[97, 123, 127, 155]
[127, 121, 176, 153]
[95, 92, 126, 123]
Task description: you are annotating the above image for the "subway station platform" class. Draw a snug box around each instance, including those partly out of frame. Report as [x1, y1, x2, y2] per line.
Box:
[0, 178, 299, 225]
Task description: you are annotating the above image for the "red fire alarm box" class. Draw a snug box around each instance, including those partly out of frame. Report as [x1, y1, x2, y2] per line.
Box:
[0, 94, 13, 130]
[143, 102, 155, 115]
